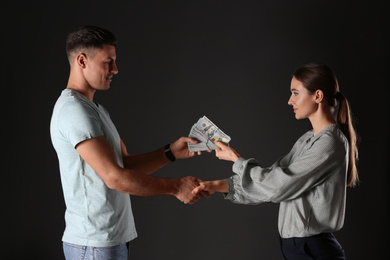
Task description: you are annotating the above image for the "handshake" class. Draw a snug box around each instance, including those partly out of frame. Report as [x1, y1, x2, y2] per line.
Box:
[172, 176, 227, 205]
[169, 139, 241, 205]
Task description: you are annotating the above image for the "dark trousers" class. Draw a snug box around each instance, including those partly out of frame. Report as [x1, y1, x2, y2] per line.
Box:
[279, 233, 345, 260]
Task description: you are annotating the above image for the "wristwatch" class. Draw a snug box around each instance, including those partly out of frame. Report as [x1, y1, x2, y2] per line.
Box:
[164, 144, 176, 162]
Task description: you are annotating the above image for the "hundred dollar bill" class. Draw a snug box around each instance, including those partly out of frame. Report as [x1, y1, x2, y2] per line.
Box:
[188, 116, 231, 152]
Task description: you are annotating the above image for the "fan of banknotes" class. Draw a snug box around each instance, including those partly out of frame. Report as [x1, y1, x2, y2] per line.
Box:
[188, 116, 231, 152]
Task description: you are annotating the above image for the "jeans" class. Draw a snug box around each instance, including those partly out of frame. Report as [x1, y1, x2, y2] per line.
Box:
[63, 242, 129, 260]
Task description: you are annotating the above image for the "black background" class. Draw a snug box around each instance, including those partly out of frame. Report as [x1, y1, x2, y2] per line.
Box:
[4, 1, 389, 259]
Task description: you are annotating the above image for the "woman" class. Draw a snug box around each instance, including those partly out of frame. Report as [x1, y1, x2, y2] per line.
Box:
[193, 63, 359, 259]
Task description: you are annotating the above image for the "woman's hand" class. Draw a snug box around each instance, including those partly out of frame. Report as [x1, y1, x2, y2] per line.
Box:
[192, 180, 228, 197]
[214, 141, 240, 162]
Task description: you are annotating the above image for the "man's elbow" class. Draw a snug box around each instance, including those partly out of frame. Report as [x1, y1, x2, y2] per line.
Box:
[104, 176, 121, 191]
[102, 170, 126, 191]
[105, 179, 120, 190]
[102, 169, 141, 195]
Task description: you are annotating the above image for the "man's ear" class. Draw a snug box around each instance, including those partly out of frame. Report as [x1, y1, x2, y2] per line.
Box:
[315, 89, 324, 104]
[76, 53, 88, 68]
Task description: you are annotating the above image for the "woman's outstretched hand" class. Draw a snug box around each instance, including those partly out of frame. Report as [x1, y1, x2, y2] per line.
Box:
[192, 180, 229, 197]
[214, 141, 241, 162]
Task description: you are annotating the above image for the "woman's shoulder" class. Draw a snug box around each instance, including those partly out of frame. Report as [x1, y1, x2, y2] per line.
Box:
[313, 124, 348, 152]
[320, 124, 347, 142]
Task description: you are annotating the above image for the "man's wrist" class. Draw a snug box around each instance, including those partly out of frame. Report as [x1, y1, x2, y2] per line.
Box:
[164, 144, 176, 162]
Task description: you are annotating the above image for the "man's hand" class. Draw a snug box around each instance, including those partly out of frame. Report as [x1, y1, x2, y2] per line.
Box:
[215, 141, 241, 162]
[170, 137, 207, 159]
[174, 176, 208, 204]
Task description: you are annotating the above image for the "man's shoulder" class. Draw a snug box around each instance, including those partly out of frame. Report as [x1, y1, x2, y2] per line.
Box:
[51, 90, 104, 147]
[54, 90, 98, 117]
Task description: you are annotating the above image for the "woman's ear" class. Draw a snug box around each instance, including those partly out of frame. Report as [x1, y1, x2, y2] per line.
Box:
[315, 89, 324, 104]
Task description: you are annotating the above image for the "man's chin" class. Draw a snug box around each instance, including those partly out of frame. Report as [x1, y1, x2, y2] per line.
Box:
[97, 85, 111, 91]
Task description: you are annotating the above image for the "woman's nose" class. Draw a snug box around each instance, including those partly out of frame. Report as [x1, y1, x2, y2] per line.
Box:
[288, 96, 293, 106]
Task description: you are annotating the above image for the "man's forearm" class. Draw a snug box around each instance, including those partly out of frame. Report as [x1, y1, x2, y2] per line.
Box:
[108, 167, 178, 196]
[108, 168, 201, 204]
[122, 147, 171, 175]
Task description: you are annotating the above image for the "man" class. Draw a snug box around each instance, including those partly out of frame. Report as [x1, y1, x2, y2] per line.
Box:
[50, 25, 206, 260]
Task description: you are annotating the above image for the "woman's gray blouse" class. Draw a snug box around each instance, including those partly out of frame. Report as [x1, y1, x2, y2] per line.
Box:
[225, 124, 349, 238]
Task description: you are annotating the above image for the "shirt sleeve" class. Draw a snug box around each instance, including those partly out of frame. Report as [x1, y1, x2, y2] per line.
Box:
[57, 101, 104, 148]
[224, 133, 347, 205]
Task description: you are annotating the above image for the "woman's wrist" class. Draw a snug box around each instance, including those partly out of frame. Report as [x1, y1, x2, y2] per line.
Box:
[232, 155, 240, 162]
[213, 180, 228, 193]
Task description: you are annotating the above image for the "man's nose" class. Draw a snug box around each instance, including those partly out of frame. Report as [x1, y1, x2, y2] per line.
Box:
[111, 62, 118, 74]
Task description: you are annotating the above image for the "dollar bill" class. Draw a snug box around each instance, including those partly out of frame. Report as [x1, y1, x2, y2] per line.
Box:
[188, 116, 231, 152]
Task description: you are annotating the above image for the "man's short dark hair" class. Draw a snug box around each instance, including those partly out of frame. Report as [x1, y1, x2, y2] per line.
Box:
[66, 25, 117, 59]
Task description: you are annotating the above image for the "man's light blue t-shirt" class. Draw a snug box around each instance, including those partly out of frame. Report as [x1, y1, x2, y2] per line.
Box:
[50, 89, 137, 247]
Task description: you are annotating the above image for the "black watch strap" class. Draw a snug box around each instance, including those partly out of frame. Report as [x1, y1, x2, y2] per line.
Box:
[164, 144, 176, 162]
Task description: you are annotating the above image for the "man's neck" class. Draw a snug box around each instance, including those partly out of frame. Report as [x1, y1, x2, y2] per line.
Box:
[67, 85, 96, 101]
[66, 73, 96, 101]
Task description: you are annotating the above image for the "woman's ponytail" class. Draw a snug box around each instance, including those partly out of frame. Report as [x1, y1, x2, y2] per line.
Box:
[335, 92, 359, 187]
